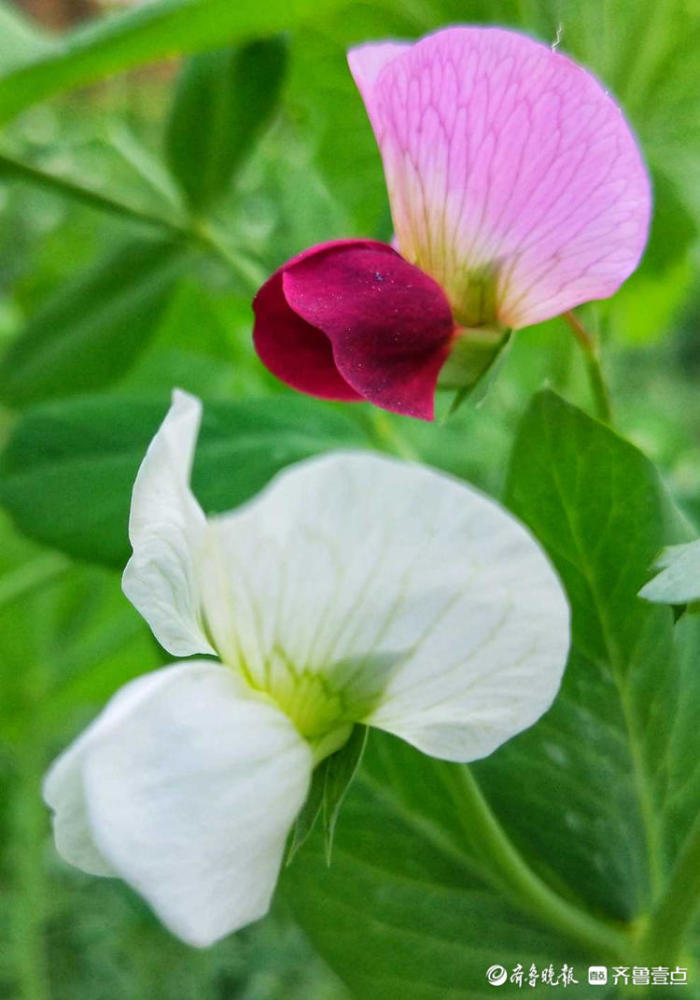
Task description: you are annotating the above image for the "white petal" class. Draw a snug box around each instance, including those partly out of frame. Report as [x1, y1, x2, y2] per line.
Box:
[44, 662, 312, 947]
[203, 452, 569, 760]
[44, 753, 115, 878]
[122, 390, 215, 657]
[44, 668, 177, 878]
[640, 540, 700, 604]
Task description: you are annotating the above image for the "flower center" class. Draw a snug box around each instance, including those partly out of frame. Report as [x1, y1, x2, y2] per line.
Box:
[452, 263, 502, 328]
[220, 643, 404, 763]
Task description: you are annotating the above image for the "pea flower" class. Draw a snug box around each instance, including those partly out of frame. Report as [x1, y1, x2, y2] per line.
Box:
[44, 390, 569, 947]
[253, 26, 650, 420]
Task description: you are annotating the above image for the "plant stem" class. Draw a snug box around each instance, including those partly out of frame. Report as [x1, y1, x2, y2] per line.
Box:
[563, 310, 613, 424]
[0, 149, 186, 233]
[0, 149, 264, 291]
[193, 222, 266, 291]
[639, 810, 700, 961]
[445, 764, 631, 961]
[369, 410, 421, 461]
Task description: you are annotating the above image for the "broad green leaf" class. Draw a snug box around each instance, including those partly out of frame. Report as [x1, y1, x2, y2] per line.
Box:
[119, 281, 272, 399]
[492, 391, 691, 915]
[0, 394, 370, 567]
[0, 237, 186, 408]
[663, 613, 700, 860]
[285, 734, 597, 1000]
[0, 0, 341, 125]
[285, 2, 527, 236]
[640, 539, 700, 605]
[0, 516, 158, 747]
[286, 10, 410, 237]
[165, 38, 287, 212]
[283, 392, 700, 997]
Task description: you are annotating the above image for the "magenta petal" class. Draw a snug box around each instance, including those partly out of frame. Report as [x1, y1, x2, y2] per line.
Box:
[282, 243, 455, 420]
[253, 242, 365, 402]
[349, 27, 651, 328]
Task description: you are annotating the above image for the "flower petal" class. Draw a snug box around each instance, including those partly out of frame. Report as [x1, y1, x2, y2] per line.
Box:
[122, 390, 215, 657]
[346, 41, 409, 106]
[282, 242, 454, 420]
[253, 240, 455, 420]
[44, 662, 312, 947]
[203, 451, 569, 760]
[349, 27, 651, 328]
[253, 241, 365, 402]
[640, 540, 700, 605]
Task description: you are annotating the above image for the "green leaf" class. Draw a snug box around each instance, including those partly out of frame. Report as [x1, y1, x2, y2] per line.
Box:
[0, 237, 186, 408]
[0, 0, 340, 125]
[494, 390, 692, 913]
[285, 735, 597, 1000]
[283, 391, 700, 997]
[0, 394, 370, 567]
[165, 38, 287, 212]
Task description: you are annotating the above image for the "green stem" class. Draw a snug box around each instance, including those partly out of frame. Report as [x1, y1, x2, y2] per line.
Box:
[369, 410, 421, 462]
[193, 222, 266, 292]
[563, 311, 613, 424]
[639, 810, 700, 961]
[0, 149, 186, 233]
[0, 150, 264, 291]
[445, 765, 631, 961]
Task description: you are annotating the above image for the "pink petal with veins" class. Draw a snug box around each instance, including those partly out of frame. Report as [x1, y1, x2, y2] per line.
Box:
[253, 240, 455, 420]
[348, 27, 651, 329]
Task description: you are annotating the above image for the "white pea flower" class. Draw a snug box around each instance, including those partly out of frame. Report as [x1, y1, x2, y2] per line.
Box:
[44, 390, 569, 947]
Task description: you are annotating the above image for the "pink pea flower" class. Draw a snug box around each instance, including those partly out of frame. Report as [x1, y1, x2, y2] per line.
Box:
[253, 26, 651, 420]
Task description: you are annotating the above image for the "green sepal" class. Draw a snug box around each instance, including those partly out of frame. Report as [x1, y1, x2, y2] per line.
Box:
[286, 724, 368, 867]
[438, 327, 512, 418]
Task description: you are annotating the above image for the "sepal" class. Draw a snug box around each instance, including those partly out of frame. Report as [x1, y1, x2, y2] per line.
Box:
[437, 326, 512, 416]
[286, 724, 368, 866]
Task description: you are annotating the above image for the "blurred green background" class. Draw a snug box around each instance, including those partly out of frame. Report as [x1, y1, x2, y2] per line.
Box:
[0, 0, 699, 997]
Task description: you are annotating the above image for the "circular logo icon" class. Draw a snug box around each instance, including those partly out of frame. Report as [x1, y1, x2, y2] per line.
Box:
[487, 965, 508, 987]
